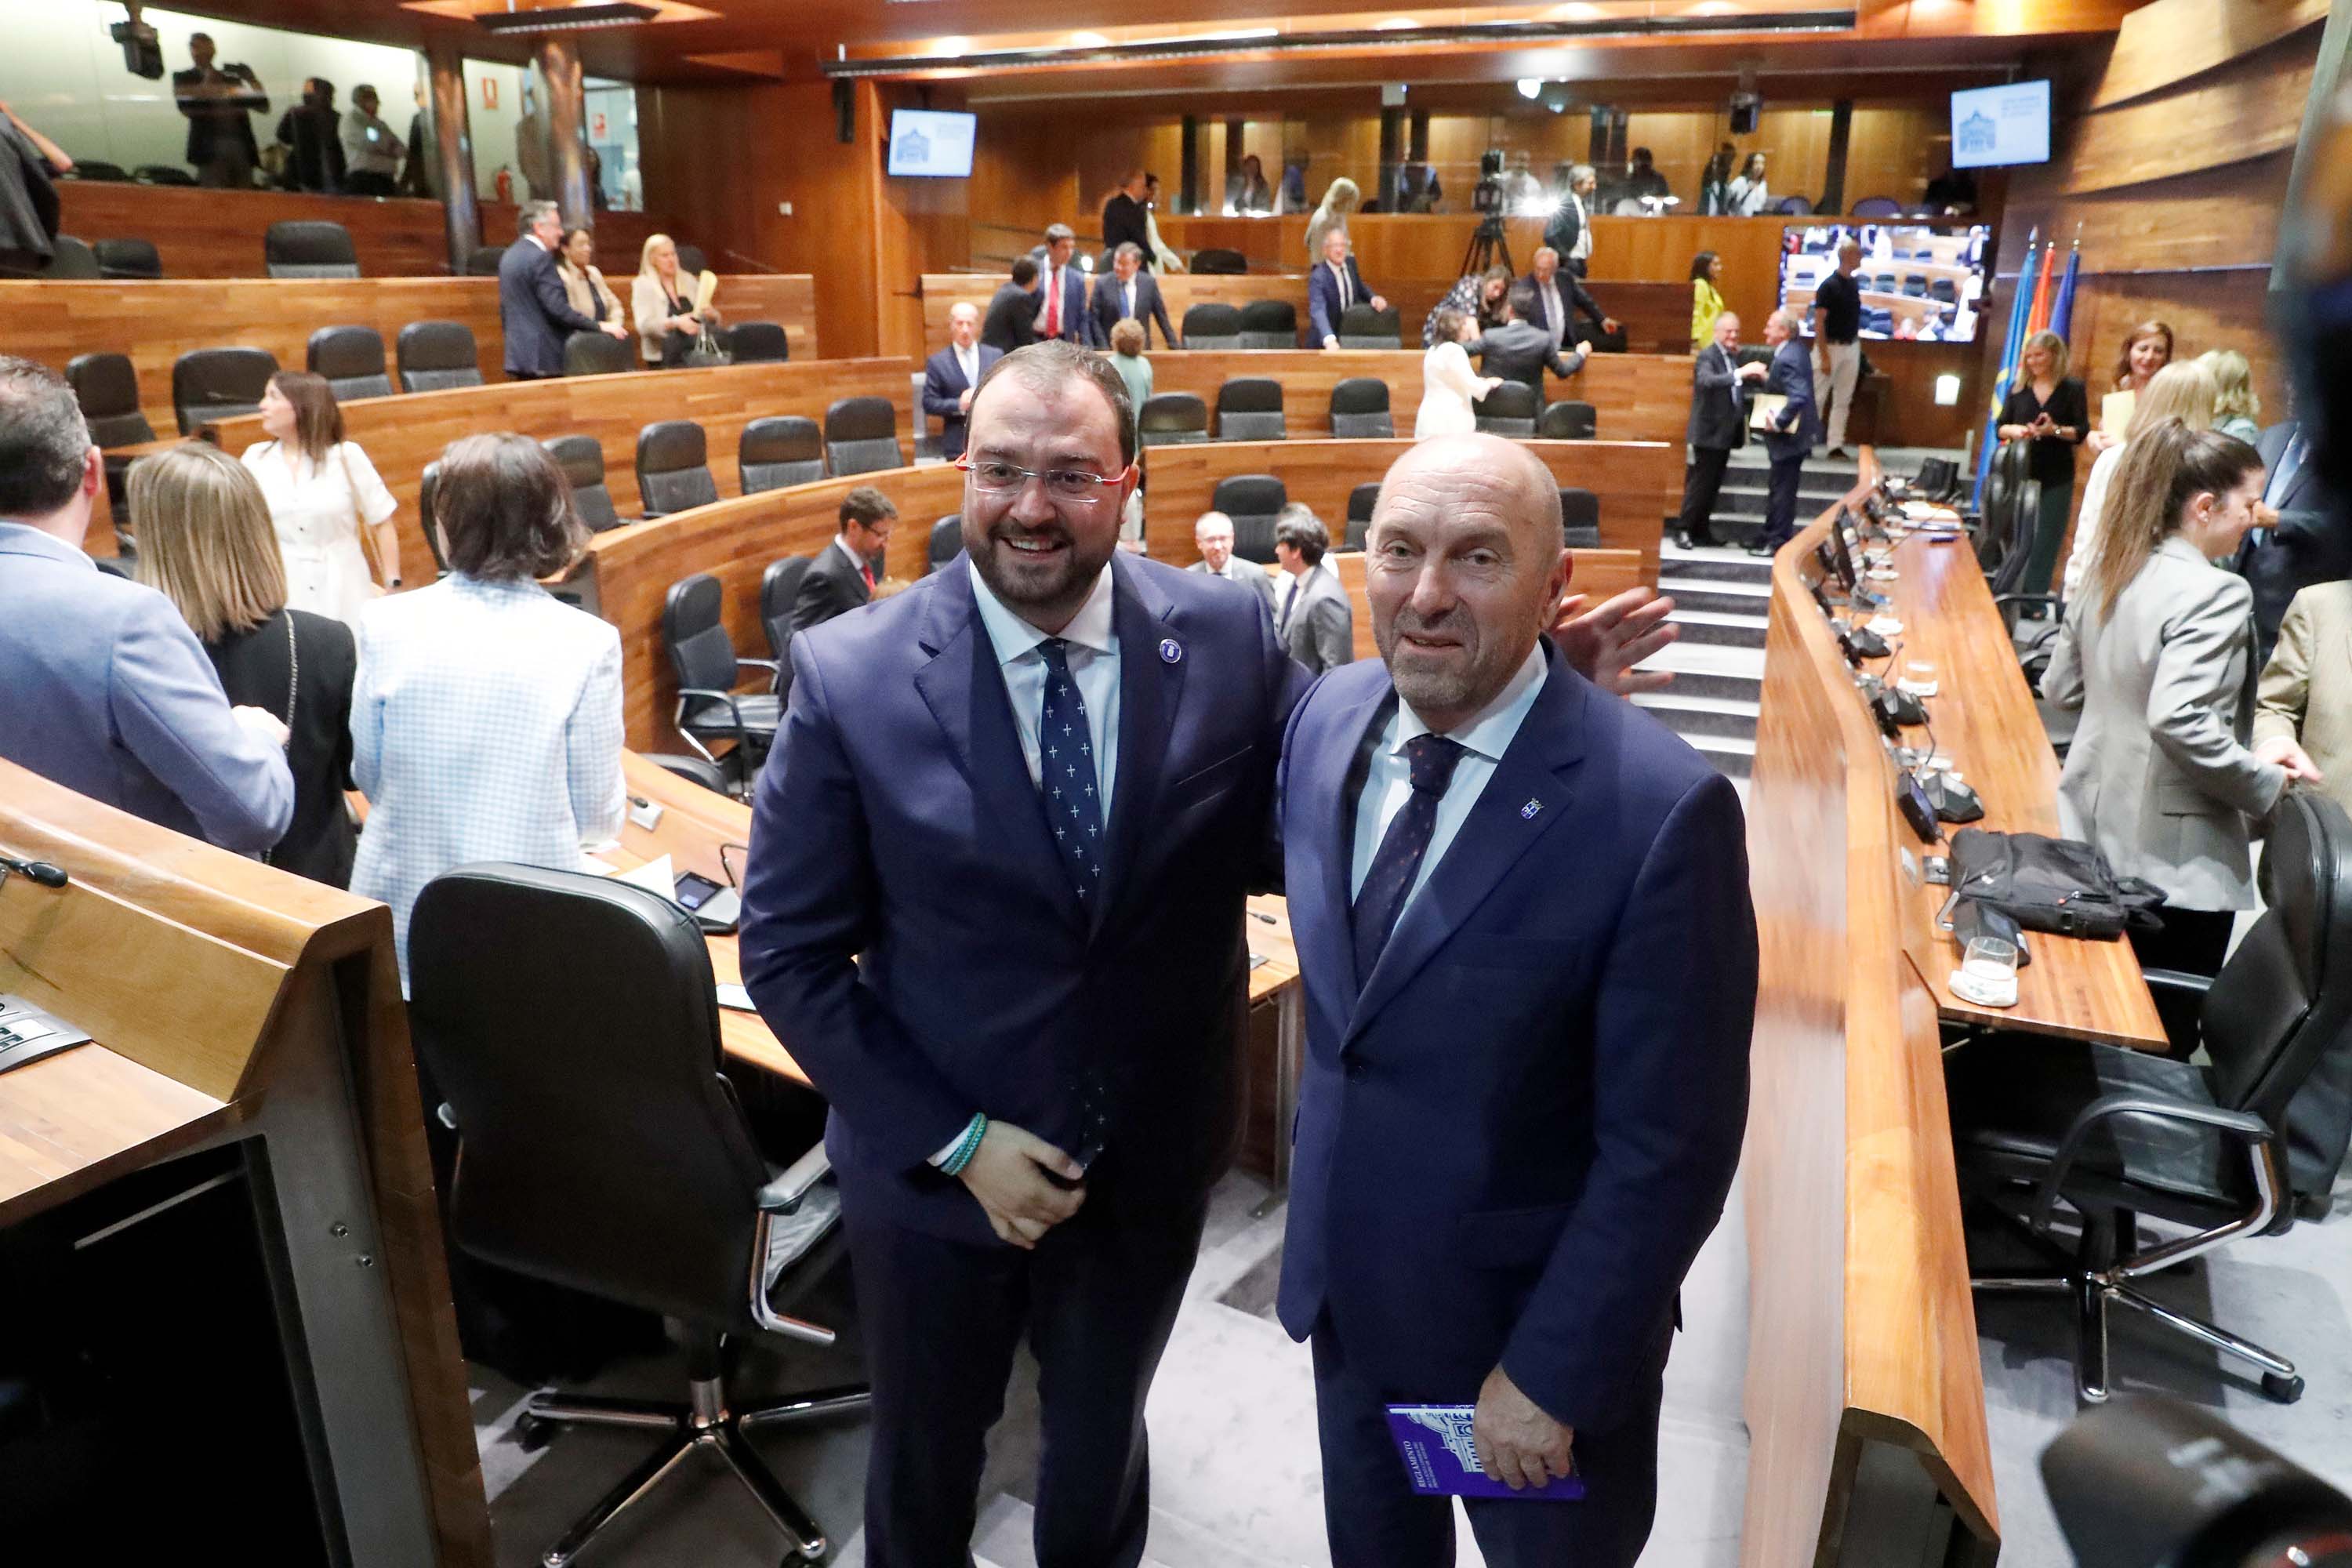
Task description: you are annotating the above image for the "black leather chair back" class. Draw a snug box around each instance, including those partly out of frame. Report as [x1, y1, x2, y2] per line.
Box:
[1329, 378, 1393, 439]
[665, 572, 739, 722]
[1539, 400, 1597, 440]
[1344, 482, 1381, 551]
[466, 245, 506, 277]
[171, 346, 278, 435]
[1558, 488, 1601, 548]
[675, 244, 710, 278]
[63, 162, 129, 182]
[92, 237, 162, 278]
[1138, 393, 1208, 446]
[41, 236, 101, 278]
[397, 321, 484, 393]
[307, 325, 393, 401]
[1474, 380, 1539, 437]
[929, 515, 964, 570]
[407, 866, 774, 1329]
[648, 753, 731, 795]
[1237, 299, 1298, 350]
[264, 220, 359, 278]
[67, 353, 154, 448]
[824, 397, 903, 477]
[637, 420, 720, 517]
[728, 321, 789, 362]
[1983, 441, 2045, 594]
[1190, 249, 1247, 275]
[739, 416, 824, 494]
[134, 164, 197, 187]
[542, 435, 622, 532]
[1216, 376, 1285, 441]
[1211, 474, 1287, 564]
[564, 330, 634, 378]
[761, 555, 812, 666]
[419, 461, 450, 574]
[1183, 303, 1243, 350]
[1337, 303, 1403, 350]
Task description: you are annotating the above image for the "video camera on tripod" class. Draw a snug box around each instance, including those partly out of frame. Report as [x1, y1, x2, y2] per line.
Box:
[1471, 149, 1507, 216]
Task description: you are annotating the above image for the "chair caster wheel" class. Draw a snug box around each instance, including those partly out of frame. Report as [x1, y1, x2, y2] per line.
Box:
[514, 1411, 558, 1452]
[2263, 1372, 2305, 1403]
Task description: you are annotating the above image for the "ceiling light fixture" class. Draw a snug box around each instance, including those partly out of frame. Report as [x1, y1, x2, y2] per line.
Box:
[475, 2, 659, 34]
[1517, 78, 1543, 98]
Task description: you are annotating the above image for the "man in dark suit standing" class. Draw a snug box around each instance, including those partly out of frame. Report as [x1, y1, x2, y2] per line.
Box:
[2234, 420, 2347, 662]
[497, 201, 626, 379]
[1309, 227, 1388, 349]
[1035, 223, 1101, 347]
[1522, 245, 1617, 353]
[173, 33, 267, 190]
[1752, 308, 1820, 555]
[1540, 163, 1599, 278]
[1277, 433, 1755, 1568]
[1091, 243, 1179, 350]
[981, 257, 1042, 355]
[1675, 312, 1769, 550]
[790, 487, 896, 635]
[1272, 506, 1354, 676]
[1466, 282, 1589, 403]
[1100, 169, 1152, 267]
[923, 301, 1004, 461]
[739, 340, 1311, 1568]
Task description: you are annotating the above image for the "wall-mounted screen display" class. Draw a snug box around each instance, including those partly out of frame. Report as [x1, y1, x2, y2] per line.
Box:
[1951, 80, 2051, 169]
[887, 109, 976, 178]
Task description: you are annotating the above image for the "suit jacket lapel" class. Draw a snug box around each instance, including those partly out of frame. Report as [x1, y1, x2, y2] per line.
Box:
[1095, 555, 1184, 936]
[1308, 681, 1397, 1043]
[911, 573, 1085, 932]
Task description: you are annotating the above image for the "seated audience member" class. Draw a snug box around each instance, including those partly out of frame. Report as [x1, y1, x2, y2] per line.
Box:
[1091, 241, 1178, 350]
[2062, 360, 2216, 604]
[1108, 318, 1153, 415]
[240, 371, 400, 632]
[2198, 348, 2263, 444]
[923, 301, 1003, 462]
[557, 226, 626, 335]
[1309, 226, 1388, 350]
[1725, 151, 1771, 216]
[2086, 319, 2175, 456]
[633, 231, 722, 368]
[1273, 504, 1352, 675]
[793, 486, 897, 636]
[132, 443, 358, 887]
[1187, 510, 1278, 613]
[982, 256, 1042, 354]
[0, 358, 292, 852]
[350, 433, 624, 980]
[1467, 281, 1591, 402]
[1473, 264, 1515, 334]
[2236, 418, 2347, 662]
[1622, 145, 1671, 201]
[1690, 250, 1727, 352]
[1421, 264, 1508, 350]
[1417, 306, 1503, 441]
[2256, 583, 2345, 818]
[1523, 245, 1617, 352]
[1228, 152, 1275, 216]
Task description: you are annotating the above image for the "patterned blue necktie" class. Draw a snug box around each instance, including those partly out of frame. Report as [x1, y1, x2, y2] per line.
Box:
[1352, 734, 1466, 985]
[1037, 638, 1104, 901]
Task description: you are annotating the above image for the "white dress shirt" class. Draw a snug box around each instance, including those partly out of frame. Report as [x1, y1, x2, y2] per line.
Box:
[1350, 644, 1548, 912]
[956, 341, 979, 390]
[967, 558, 1120, 810]
[1567, 193, 1592, 263]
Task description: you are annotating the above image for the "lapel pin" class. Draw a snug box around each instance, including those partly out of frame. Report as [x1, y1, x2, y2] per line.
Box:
[1521, 798, 1544, 819]
[1160, 638, 1183, 665]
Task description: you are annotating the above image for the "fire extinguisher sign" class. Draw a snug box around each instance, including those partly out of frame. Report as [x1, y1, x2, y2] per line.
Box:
[480, 77, 499, 111]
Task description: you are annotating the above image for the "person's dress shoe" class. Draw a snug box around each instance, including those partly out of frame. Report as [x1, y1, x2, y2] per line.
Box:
[1824, 445, 1852, 460]
[1745, 539, 1779, 557]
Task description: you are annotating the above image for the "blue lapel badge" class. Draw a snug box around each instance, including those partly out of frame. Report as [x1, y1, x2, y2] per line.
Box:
[1160, 638, 1183, 665]
[1521, 798, 1543, 820]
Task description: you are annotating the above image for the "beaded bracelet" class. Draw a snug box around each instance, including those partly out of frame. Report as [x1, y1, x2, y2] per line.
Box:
[941, 1113, 988, 1177]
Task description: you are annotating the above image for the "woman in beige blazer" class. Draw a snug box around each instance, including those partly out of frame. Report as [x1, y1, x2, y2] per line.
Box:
[555, 227, 625, 334]
[2254, 582, 2345, 812]
[630, 232, 720, 367]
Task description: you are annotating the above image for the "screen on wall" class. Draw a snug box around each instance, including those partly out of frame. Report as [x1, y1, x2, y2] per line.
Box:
[887, 110, 976, 177]
[1950, 80, 2051, 169]
[1777, 223, 1994, 344]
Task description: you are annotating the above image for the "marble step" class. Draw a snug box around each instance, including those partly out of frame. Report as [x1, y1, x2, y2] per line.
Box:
[1664, 608, 1769, 650]
[1657, 575, 1772, 619]
[1654, 546, 1773, 586]
[1683, 730, 1757, 779]
[1632, 690, 1763, 741]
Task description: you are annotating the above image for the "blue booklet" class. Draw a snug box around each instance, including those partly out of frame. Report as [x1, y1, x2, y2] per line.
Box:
[1385, 1405, 1586, 1500]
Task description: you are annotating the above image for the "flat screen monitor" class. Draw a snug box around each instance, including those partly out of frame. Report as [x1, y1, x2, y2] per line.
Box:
[1778, 221, 1992, 345]
[887, 110, 976, 178]
[1951, 80, 2051, 169]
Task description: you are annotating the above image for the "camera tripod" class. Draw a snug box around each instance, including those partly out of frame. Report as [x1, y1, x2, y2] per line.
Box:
[1459, 214, 1513, 278]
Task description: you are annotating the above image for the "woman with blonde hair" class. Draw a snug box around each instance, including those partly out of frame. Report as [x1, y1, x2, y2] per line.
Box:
[2087, 318, 2175, 455]
[132, 441, 359, 885]
[2198, 347, 2262, 443]
[1995, 328, 2089, 592]
[556, 226, 626, 335]
[2061, 358, 2216, 602]
[239, 369, 400, 633]
[631, 231, 722, 367]
[1303, 176, 1361, 266]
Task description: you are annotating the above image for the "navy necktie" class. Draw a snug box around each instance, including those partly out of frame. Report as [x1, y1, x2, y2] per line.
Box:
[1352, 734, 1466, 984]
[2267, 431, 2308, 510]
[1037, 639, 1104, 901]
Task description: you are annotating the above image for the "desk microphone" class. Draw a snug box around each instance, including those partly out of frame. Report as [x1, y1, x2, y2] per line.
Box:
[0, 852, 68, 888]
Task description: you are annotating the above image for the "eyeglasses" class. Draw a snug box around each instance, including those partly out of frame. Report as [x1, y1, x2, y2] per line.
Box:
[954, 454, 1133, 504]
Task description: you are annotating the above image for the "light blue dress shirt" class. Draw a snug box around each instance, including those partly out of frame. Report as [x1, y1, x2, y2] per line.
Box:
[1350, 643, 1549, 912]
[967, 559, 1120, 811]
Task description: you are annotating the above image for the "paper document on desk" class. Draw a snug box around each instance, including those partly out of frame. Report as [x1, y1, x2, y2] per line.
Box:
[1385, 1406, 1586, 1500]
[1748, 392, 1788, 432]
[612, 855, 673, 898]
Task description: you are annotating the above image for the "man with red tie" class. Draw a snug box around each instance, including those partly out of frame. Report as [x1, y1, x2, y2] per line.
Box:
[791, 485, 898, 634]
[1036, 223, 1103, 347]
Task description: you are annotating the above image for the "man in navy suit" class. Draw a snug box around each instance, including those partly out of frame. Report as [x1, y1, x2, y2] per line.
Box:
[1276, 434, 1755, 1568]
[1090, 243, 1179, 350]
[738, 340, 1308, 1567]
[1751, 307, 1821, 555]
[921, 300, 1004, 460]
[1034, 223, 1102, 347]
[1309, 226, 1388, 349]
[496, 200, 626, 379]
[2235, 419, 2347, 660]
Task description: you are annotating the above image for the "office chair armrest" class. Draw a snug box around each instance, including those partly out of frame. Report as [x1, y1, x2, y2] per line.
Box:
[2136, 967, 2215, 998]
[677, 683, 751, 736]
[758, 1142, 832, 1214]
[736, 658, 779, 677]
[2031, 1091, 2272, 1237]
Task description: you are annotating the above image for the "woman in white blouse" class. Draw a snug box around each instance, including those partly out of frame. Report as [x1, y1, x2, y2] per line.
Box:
[1725, 152, 1771, 217]
[1414, 307, 1503, 441]
[631, 232, 722, 368]
[239, 372, 400, 632]
[350, 433, 625, 982]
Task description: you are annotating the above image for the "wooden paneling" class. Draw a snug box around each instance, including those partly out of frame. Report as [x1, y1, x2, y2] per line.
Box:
[2056, 34, 2314, 194]
[2090, 0, 2328, 107]
[2001, 156, 2294, 275]
[1, 274, 818, 444]
[919, 272, 1313, 356]
[203, 357, 915, 587]
[1142, 438, 1673, 582]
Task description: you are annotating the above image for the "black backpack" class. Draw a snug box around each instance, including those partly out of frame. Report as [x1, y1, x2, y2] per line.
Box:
[1947, 828, 2168, 941]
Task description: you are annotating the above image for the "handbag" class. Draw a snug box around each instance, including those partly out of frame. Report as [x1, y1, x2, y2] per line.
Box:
[677, 323, 731, 368]
[339, 445, 390, 590]
[1945, 827, 2167, 941]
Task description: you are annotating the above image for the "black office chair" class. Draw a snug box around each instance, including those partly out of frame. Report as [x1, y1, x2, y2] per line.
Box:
[306, 325, 393, 401]
[1774, 195, 1814, 216]
[171, 346, 278, 436]
[418, 461, 450, 577]
[38, 236, 101, 279]
[1473, 381, 1540, 437]
[928, 515, 964, 571]
[466, 244, 507, 278]
[1343, 482, 1381, 551]
[1216, 377, 1285, 441]
[637, 421, 721, 517]
[1850, 195, 1904, 217]
[760, 554, 812, 695]
[1138, 393, 1209, 447]
[67, 352, 154, 449]
[396, 321, 483, 393]
[564, 330, 634, 378]
[647, 754, 731, 795]
[91, 237, 162, 279]
[132, 163, 196, 187]
[543, 435, 623, 532]
[263, 220, 359, 278]
[1337, 303, 1403, 350]
[1237, 299, 1298, 350]
[60, 160, 129, 182]
[1947, 789, 2352, 1406]
[675, 243, 710, 278]
[1181, 303, 1243, 351]
[739, 416, 824, 495]
[1329, 378, 1393, 439]
[406, 866, 869, 1567]
[1189, 248, 1247, 275]
[823, 397, 904, 477]
[665, 572, 781, 785]
[1211, 474, 1287, 564]
[728, 321, 789, 363]
[1872, 272, 1899, 296]
[1558, 488, 1602, 549]
[1538, 400, 1597, 441]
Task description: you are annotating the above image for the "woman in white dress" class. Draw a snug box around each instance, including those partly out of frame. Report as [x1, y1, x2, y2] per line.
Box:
[1414, 307, 1502, 441]
[239, 372, 399, 632]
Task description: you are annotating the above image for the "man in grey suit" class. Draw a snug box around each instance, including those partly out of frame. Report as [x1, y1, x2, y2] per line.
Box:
[1273, 505, 1354, 676]
[1674, 312, 1769, 550]
[1187, 510, 1279, 615]
[0, 358, 293, 852]
[1468, 282, 1591, 405]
